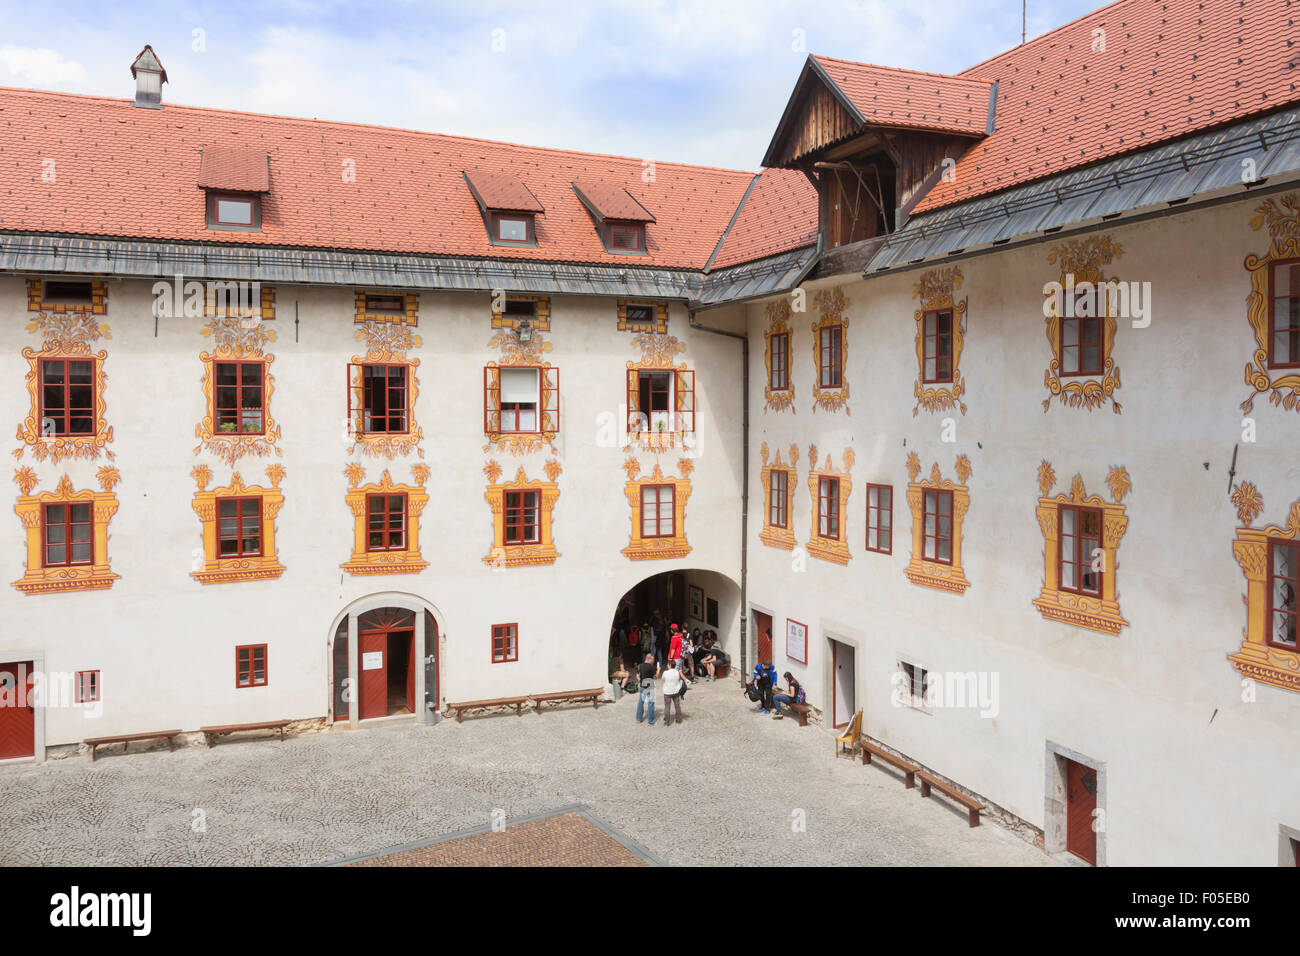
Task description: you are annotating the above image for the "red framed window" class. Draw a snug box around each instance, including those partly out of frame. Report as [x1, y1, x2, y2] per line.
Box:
[218, 497, 262, 558]
[623, 303, 656, 327]
[491, 623, 519, 663]
[42, 502, 92, 567]
[236, 644, 268, 687]
[817, 476, 840, 539]
[641, 484, 675, 538]
[214, 361, 265, 434]
[770, 332, 789, 390]
[922, 310, 954, 383]
[627, 368, 694, 434]
[366, 494, 407, 551]
[75, 669, 100, 704]
[494, 214, 533, 244]
[500, 367, 540, 434]
[1058, 505, 1102, 596]
[866, 483, 892, 554]
[609, 222, 644, 251]
[922, 490, 953, 564]
[818, 325, 842, 388]
[1266, 537, 1299, 650]
[768, 469, 788, 529]
[206, 193, 261, 231]
[504, 490, 540, 545]
[1269, 259, 1300, 369]
[40, 358, 95, 436]
[1060, 291, 1103, 376]
[357, 363, 409, 434]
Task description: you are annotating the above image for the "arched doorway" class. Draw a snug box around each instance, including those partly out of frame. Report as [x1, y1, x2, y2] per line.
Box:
[329, 594, 442, 726]
[607, 569, 739, 680]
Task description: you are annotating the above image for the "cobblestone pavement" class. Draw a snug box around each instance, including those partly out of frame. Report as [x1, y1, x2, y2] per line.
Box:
[0, 679, 1051, 866]
[343, 809, 652, 867]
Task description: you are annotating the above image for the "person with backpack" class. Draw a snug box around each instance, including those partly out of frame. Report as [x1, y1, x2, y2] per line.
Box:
[635, 653, 659, 726]
[751, 659, 779, 714]
[772, 672, 805, 720]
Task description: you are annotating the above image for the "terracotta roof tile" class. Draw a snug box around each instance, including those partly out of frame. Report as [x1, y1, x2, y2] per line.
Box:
[463, 167, 544, 213]
[812, 55, 993, 136]
[197, 144, 270, 192]
[914, 0, 1300, 212]
[709, 168, 819, 270]
[571, 180, 655, 222]
[0, 89, 753, 269]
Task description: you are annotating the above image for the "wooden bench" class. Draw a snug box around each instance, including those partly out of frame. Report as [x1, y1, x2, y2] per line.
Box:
[861, 740, 922, 789]
[918, 770, 986, 827]
[199, 720, 292, 748]
[776, 702, 812, 726]
[84, 729, 182, 762]
[446, 696, 529, 723]
[531, 688, 603, 713]
[713, 662, 729, 680]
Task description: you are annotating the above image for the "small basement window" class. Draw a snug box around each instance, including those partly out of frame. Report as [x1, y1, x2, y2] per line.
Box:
[494, 214, 534, 243]
[363, 293, 407, 317]
[41, 281, 94, 307]
[206, 193, 261, 231]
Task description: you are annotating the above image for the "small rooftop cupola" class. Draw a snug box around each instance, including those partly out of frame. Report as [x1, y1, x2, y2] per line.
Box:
[130, 45, 167, 109]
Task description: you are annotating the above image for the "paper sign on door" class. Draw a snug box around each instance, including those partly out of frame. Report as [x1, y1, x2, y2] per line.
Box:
[362, 651, 383, 670]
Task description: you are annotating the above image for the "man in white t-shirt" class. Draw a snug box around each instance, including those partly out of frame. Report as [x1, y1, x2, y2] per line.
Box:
[661, 659, 685, 726]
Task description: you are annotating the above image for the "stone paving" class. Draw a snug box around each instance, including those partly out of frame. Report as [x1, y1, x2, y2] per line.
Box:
[0, 679, 1052, 866]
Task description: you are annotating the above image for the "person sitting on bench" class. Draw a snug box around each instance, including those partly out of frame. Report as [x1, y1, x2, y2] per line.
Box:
[696, 633, 720, 681]
[772, 672, 804, 719]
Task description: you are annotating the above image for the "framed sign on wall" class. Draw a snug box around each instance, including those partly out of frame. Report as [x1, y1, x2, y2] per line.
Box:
[688, 584, 704, 622]
[786, 618, 808, 664]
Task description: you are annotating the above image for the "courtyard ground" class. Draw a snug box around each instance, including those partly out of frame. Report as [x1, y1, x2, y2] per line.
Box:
[0, 679, 1051, 866]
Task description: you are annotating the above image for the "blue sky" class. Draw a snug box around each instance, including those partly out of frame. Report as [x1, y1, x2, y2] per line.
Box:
[0, 0, 1103, 170]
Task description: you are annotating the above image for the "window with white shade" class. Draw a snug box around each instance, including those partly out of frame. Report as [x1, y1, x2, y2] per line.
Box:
[641, 484, 675, 538]
[499, 367, 540, 433]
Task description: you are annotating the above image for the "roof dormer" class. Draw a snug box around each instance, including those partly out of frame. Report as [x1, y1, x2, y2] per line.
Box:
[571, 181, 655, 255]
[129, 44, 167, 109]
[463, 169, 544, 247]
[199, 145, 271, 232]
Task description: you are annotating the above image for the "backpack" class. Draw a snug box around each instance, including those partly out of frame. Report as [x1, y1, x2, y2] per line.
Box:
[794, 683, 806, 705]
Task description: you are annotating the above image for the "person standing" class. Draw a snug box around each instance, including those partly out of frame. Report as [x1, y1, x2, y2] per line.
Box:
[635, 653, 659, 726]
[752, 659, 779, 714]
[668, 624, 683, 665]
[661, 657, 685, 727]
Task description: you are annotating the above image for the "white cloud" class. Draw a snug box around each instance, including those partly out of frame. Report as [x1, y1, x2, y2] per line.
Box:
[0, 45, 96, 93]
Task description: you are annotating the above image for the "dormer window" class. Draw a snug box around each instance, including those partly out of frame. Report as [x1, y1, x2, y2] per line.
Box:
[609, 222, 645, 252]
[207, 193, 261, 230]
[494, 214, 534, 244]
[199, 145, 270, 233]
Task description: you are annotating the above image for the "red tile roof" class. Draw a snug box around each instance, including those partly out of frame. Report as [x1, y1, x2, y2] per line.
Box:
[0, 88, 753, 269]
[812, 55, 992, 137]
[462, 167, 545, 213]
[709, 168, 819, 270]
[571, 181, 656, 222]
[914, 0, 1300, 213]
[197, 145, 270, 192]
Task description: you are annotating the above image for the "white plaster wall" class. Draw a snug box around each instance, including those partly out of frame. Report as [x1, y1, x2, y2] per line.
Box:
[740, 195, 1300, 865]
[0, 281, 742, 745]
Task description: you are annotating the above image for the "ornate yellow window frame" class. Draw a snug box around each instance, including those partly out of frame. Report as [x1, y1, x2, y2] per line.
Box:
[349, 321, 424, 459]
[912, 266, 968, 416]
[190, 465, 286, 585]
[195, 316, 283, 466]
[625, 333, 693, 453]
[811, 287, 850, 415]
[1241, 193, 1300, 413]
[763, 299, 796, 413]
[484, 326, 558, 456]
[1227, 482, 1300, 693]
[482, 459, 562, 568]
[903, 452, 972, 594]
[341, 464, 429, 576]
[355, 290, 419, 325]
[27, 278, 108, 316]
[204, 284, 275, 321]
[1042, 236, 1123, 414]
[617, 299, 668, 335]
[12, 469, 119, 594]
[1031, 462, 1131, 635]
[758, 442, 798, 551]
[493, 295, 552, 331]
[805, 445, 853, 565]
[621, 458, 693, 561]
[16, 311, 113, 464]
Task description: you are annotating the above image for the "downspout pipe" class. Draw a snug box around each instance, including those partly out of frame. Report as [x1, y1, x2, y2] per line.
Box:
[687, 310, 748, 683]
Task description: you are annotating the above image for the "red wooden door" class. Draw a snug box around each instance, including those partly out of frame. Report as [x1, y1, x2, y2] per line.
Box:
[1066, 760, 1098, 865]
[754, 612, 773, 665]
[0, 662, 35, 760]
[359, 632, 387, 720]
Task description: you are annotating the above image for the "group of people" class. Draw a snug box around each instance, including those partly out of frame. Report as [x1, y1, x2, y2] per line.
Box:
[608, 622, 729, 728]
[609, 610, 727, 683]
[748, 660, 804, 719]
